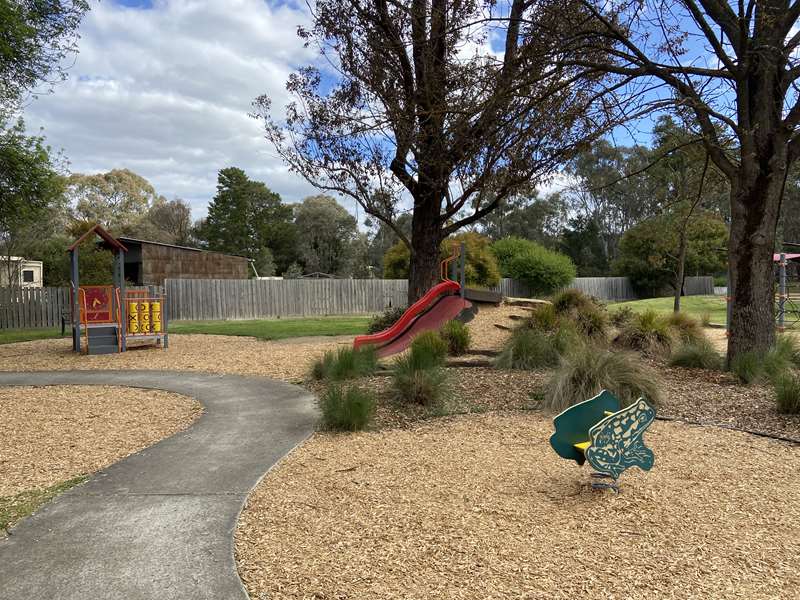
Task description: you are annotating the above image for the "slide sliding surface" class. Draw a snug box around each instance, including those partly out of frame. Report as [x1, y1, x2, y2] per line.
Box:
[353, 280, 461, 350]
[374, 295, 471, 358]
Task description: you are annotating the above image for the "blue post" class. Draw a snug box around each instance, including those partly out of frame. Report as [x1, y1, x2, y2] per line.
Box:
[70, 248, 80, 353]
[116, 250, 127, 351]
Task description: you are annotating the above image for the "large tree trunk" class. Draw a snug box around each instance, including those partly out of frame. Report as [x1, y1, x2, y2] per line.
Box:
[727, 170, 785, 364]
[407, 194, 444, 304]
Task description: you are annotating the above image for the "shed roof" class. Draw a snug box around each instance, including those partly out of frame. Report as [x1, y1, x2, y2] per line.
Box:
[67, 224, 128, 252]
[116, 237, 249, 259]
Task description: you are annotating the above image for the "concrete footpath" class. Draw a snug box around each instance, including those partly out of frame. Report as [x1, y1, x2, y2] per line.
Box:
[0, 370, 318, 600]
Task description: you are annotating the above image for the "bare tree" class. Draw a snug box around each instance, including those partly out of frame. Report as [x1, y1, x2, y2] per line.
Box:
[553, 0, 800, 361]
[255, 0, 610, 302]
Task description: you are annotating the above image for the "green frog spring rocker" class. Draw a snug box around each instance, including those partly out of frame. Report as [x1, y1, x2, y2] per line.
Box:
[549, 390, 656, 491]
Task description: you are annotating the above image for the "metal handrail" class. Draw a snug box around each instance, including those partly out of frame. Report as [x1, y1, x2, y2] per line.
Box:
[440, 244, 461, 282]
[78, 288, 89, 353]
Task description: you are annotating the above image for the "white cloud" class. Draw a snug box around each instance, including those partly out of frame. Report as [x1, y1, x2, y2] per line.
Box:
[24, 0, 351, 220]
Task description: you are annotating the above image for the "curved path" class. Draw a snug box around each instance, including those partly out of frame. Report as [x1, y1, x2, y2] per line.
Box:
[0, 370, 318, 600]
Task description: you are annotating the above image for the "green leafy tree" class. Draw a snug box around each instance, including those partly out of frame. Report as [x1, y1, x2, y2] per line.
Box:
[66, 169, 162, 233]
[384, 232, 501, 288]
[0, 118, 65, 289]
[559, 217, 610, 277]
[614, 212, 728, 297]
[197, 167, 298, 272]
[294, 195, 359, 276]
[0, 0, 89, 109]
[139, 198, 194, 245]
[252, 247, 276, 277]
[480, 191, 566, 246]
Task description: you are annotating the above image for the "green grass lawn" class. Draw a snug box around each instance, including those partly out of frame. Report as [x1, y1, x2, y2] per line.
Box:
[0, 316, 371, 345]
[0, 328, 66, 345]
[608, 295, 727, 324]
[169, 316, 372, 340]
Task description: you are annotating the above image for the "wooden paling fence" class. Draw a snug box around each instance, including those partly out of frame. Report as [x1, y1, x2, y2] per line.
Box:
[0, 287, 70, 329]
[0, 275, 716, 328]
[164, 278, 408, 321]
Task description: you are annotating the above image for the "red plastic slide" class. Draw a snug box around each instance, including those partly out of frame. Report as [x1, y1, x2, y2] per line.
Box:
[353, 279, 461, 352]
[374, 295, 471, 358]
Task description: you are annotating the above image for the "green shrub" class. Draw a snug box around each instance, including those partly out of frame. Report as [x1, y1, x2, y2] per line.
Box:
[367, 306, 407, 334]
[729, 350, 762, 384]
[491, 236, 539, 276]
[669, 339, 722, 370]
[504, 245, 577, 296]
[551, 288, 596, 314]
[544, 347, 662, 412]
[663, 311, 704, 345]
[391, 355, 449, 406]
[495, 328, 561, 370]
[774, 373, 800, 414]
[700, 311, 712, 327]
[319, 385, 376, 431]
[615, 309, 675, 355]
[311, 346, 378, 381]
[610, 306, 635, 328]
[440, 320, 471, 356]
[525, 303, 559, 332]
[409, 330, 448, 367]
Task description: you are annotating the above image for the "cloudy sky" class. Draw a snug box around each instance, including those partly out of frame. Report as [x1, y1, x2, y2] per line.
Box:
[25, 0, 337, 220]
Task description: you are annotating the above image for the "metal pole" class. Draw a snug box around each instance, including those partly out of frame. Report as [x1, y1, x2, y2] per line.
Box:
[779, 252, 787, 332]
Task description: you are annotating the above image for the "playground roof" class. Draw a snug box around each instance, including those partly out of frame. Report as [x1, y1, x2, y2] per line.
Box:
[67, 224, 128, 253]
[774, 253, 800, 262]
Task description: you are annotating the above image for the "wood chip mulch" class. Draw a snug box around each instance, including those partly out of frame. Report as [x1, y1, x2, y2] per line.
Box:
[0, 385, 202, 497]
[653, 364, 800, 441]
[235, 412, 800, 600]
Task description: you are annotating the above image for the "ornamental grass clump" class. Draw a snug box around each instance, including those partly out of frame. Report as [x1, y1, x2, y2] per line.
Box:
[663, 311, 705, 345]
[615, 309, 675, 355]
[729, 337, 800, 385]
[773, 373, 800, 414]
[669, 339, 723, 370]
[409, 330, 448, 367]
[495, 328, 561, 370]
[543, 346, 661, 412]
[311, 345, 378, 381]
[440, 320, 471, 356]
[319, 385, 376, 431]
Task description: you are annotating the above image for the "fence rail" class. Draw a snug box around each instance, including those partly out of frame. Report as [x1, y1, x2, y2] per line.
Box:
[1, 275, 716, 328]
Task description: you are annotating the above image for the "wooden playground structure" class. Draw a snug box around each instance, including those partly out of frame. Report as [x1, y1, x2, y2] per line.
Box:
[68, 225, 168, 355]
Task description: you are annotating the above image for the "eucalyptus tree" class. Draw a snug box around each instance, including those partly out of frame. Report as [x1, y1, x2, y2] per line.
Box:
[556, 0, 800, 360]
[255, 0, 612, 302]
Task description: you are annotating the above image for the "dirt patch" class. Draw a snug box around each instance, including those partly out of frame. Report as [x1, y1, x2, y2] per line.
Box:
[235, 413, 800, 600]
[0, 385, 201, 497]
[466, 303, 531, 352]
